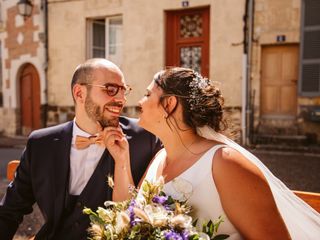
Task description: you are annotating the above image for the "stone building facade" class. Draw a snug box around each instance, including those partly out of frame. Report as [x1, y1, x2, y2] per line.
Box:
[250, 0, 320, 143]
[0, 0, 319, 144]
[45, 0, 245, 133]
[0, 0, 47, 136]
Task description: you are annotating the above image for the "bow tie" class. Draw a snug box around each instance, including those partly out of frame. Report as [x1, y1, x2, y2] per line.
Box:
[75, 135, 105, 149]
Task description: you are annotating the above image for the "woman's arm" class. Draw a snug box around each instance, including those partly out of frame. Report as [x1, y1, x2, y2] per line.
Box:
[102, 127, 134, 202]
[212, 147, 291, 240]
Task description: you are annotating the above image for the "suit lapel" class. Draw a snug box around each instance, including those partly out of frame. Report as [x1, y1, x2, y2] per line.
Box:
[52, 121, 73, 229]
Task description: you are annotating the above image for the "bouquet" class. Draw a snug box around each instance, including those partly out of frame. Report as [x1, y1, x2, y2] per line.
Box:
[83, 177, 229, 240]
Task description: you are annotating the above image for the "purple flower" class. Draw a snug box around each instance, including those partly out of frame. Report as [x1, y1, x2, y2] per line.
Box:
[181, 230, 189, 240]
[164, 229, 188, 240]
[152, 195, 168, 205]
[128, 199, 136, 226]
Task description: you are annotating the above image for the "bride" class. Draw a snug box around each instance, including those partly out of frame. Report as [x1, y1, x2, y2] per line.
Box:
[107, 67, 320, 239]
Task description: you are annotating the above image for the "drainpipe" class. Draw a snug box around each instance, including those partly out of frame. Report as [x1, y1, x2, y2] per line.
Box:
[42, 0, 48, 127]
[242, 0, 254, 146]
[242, 0, 249, 145]
[242, 56, 247, 145]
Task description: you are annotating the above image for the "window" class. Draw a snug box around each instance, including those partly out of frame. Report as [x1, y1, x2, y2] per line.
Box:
[92, 20, 106, 58]
[87, 16, 123, 68]
[299, 0, 320, 96]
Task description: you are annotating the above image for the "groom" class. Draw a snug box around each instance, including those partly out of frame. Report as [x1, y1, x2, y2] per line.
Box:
[0, 58, 161, 239]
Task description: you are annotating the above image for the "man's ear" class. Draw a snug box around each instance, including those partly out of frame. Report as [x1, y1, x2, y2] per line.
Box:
[73, 84, 86, 104]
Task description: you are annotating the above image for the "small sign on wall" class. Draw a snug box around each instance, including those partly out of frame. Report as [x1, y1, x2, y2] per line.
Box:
[276, 35, 286, 42]
[182, 0, 189, 7]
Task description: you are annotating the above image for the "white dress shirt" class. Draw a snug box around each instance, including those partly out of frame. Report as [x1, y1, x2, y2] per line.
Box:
[69, 119, 105, 195]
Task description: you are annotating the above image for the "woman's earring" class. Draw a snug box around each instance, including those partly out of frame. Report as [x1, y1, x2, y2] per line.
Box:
[163, 114, 168, 119]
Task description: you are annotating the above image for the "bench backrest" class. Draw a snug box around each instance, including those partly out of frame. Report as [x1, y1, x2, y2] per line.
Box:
[6, 160, 320, 213]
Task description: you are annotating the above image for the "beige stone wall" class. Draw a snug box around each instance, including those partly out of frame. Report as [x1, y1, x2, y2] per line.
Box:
[251, 0, 320, 140]
[0, 108, 19, 136]
[251, 0, 301, 118]
[47, 0, 245, 110]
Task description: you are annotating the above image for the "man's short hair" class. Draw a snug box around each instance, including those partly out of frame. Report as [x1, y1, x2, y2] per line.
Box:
[70, 58, 120, 101]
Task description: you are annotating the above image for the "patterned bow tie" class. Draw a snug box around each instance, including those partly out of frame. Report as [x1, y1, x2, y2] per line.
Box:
[75, 135, 105, 149]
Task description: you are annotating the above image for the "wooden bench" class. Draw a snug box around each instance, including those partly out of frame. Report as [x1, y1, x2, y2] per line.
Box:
[6, 160, 320, 213]
[293, 190, 320, 213]
[7, 160, 20, 181]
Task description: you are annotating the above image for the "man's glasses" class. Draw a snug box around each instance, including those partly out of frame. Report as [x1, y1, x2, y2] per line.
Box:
[81, 83, 132, 96]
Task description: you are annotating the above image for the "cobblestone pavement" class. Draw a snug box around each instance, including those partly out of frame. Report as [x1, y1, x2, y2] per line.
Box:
[0, 136, 27, 149]
[252, 149, 320, 192]
[0, 135, 319, 239]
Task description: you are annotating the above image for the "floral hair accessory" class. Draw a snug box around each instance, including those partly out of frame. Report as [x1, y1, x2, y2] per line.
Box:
[188, 71, 210, 110]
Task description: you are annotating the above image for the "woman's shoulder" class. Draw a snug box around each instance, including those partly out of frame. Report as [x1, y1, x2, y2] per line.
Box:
[212, 146, 269, 193]
[213, 146, 262, 175]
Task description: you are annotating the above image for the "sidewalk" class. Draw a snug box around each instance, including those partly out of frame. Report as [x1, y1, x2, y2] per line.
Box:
[0, 134, 320, 153]
[0, 135, 27, 148]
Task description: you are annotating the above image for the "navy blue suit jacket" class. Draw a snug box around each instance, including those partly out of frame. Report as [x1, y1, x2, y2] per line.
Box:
[0, 117, 161, 239]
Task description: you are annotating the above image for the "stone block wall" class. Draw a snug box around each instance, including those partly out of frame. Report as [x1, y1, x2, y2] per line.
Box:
[46, 105, 75, 127]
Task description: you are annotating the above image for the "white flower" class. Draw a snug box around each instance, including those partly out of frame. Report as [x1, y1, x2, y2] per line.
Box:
[133, 207, 150, 223]
[144, 204, 169, 227]
[172, 178, 193, 201]
[96, 207, 114, 222]
[199, 232, 210, 240]
[170, 214, 193, 229]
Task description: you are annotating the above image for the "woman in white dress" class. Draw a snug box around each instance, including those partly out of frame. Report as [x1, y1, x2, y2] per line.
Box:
[133, 67, 320, 239]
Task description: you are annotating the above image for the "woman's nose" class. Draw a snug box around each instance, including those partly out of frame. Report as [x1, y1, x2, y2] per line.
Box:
[138, 98, 144, 106]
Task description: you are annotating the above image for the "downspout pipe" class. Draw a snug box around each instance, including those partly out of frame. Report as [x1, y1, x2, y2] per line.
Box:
[245, 0, 254, 146]
[242, 0, 249, 145]
[41, 0, 49, 127]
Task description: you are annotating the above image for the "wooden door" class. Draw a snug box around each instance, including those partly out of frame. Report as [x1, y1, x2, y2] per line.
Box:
[20, 64, 41, 135]
[261, 45, 299, 117]
[166, 7, 210, 77]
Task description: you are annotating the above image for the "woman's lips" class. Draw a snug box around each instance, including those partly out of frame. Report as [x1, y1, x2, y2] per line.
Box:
[136, 105, 142, 113]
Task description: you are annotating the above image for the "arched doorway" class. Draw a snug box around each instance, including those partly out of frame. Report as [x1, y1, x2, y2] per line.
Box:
[19, 63, 41, 135]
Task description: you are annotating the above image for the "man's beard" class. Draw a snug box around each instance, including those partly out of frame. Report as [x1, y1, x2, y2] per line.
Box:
[84, 95, 120, 128]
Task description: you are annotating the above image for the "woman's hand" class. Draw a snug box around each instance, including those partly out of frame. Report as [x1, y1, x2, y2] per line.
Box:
[100, 126, 129, 167]
[98, 124, 134, 201]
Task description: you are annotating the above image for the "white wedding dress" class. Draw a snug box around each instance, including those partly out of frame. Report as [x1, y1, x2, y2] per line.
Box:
[144, 145, 242, 239]
[144, 133, 320, 239]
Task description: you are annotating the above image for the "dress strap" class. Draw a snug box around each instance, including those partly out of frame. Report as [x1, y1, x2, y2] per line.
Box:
[197, 144, 227, 168]
[176, 144, 227, 181]
[144, 148, 166, 183]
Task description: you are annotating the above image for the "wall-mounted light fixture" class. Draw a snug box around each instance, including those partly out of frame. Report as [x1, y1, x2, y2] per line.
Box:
[17, 0, 33, 19]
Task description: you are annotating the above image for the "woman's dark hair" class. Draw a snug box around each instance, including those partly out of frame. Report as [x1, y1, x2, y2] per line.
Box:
[154, 67, 228, 133]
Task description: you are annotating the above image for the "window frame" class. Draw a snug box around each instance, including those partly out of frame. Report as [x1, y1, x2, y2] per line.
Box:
[87, 15, 123, 68]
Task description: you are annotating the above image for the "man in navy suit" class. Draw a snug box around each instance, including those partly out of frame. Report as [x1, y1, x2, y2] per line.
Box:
[0, 58, 161, 239]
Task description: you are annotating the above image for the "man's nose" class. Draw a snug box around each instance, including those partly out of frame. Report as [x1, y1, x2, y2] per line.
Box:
[113, 91, 126, 103]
